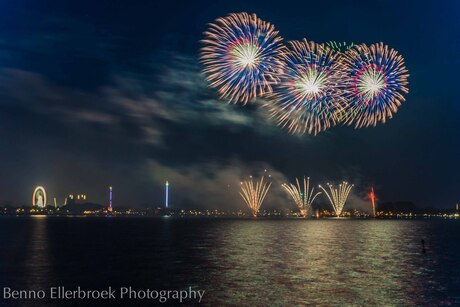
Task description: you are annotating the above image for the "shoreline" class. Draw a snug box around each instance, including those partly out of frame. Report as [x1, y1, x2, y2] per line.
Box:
[0, 215, 458, 220]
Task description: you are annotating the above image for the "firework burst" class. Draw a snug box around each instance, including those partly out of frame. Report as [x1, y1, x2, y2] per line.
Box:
[326, 41, 355, 53]
[200, 12, 285, 104]
[240, 176, 272, 217]
[282, 177, 321, 218]
[265, 39, 347, 135]
[319, 181, 354, 216]
[340, 42, 409, 128]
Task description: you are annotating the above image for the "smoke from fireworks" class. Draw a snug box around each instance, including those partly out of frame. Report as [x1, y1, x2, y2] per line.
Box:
[319, 181, 354, 216]
[340, 42, 409, 128]
[240, 176, 272, 217]
[200, 12, 285, 104]
[282, 177, 321, 218]
[265, 39, 347, 135]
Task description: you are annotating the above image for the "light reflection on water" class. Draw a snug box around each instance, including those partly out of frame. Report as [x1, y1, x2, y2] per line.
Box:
[0, 218, 458, 306]
[208, 221, 448, 305]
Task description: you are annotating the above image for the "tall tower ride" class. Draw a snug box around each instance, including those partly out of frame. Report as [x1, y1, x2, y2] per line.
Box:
[108, 186, 113, 212]
[165, 181, 169, 208]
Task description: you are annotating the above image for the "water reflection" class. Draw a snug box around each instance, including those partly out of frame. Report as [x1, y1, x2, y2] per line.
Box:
[207, 220, 452, 305]
[0, 218, 457, 305]
[24, 217, 55, 293]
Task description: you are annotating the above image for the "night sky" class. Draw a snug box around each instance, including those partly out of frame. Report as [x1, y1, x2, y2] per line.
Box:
[0, 0, 459, 209]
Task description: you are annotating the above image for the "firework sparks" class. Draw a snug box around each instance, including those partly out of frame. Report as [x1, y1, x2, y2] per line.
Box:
[370, 186, 376, 217]
[326, 41, 355, 53]
[240, 176, 272, 217]
[325, 41, 357, 124]
[282, 177, 321, 218]
[340, 42, 409, 128]
[265, 39, 347, 135]
[319, 181, 354, 216]
[200, 12, 285, 104]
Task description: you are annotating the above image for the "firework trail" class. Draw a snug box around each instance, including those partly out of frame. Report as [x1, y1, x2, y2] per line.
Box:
[282, 177, 321, 218]
[326, 41, 355, 53]
[265, 39, 348, 135]
[370, 186, 376, 217]
[340, 42, 409, 128]
[319, 181, 354, 216]
[200, 12, 285, 104]
[240, 176, 272, 217]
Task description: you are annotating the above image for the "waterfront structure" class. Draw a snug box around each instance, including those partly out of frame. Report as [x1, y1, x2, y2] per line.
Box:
[32, 186, 47, 207]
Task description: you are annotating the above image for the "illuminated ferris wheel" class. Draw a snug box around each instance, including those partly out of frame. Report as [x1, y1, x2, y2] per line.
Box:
[32, 186, 47, 208]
